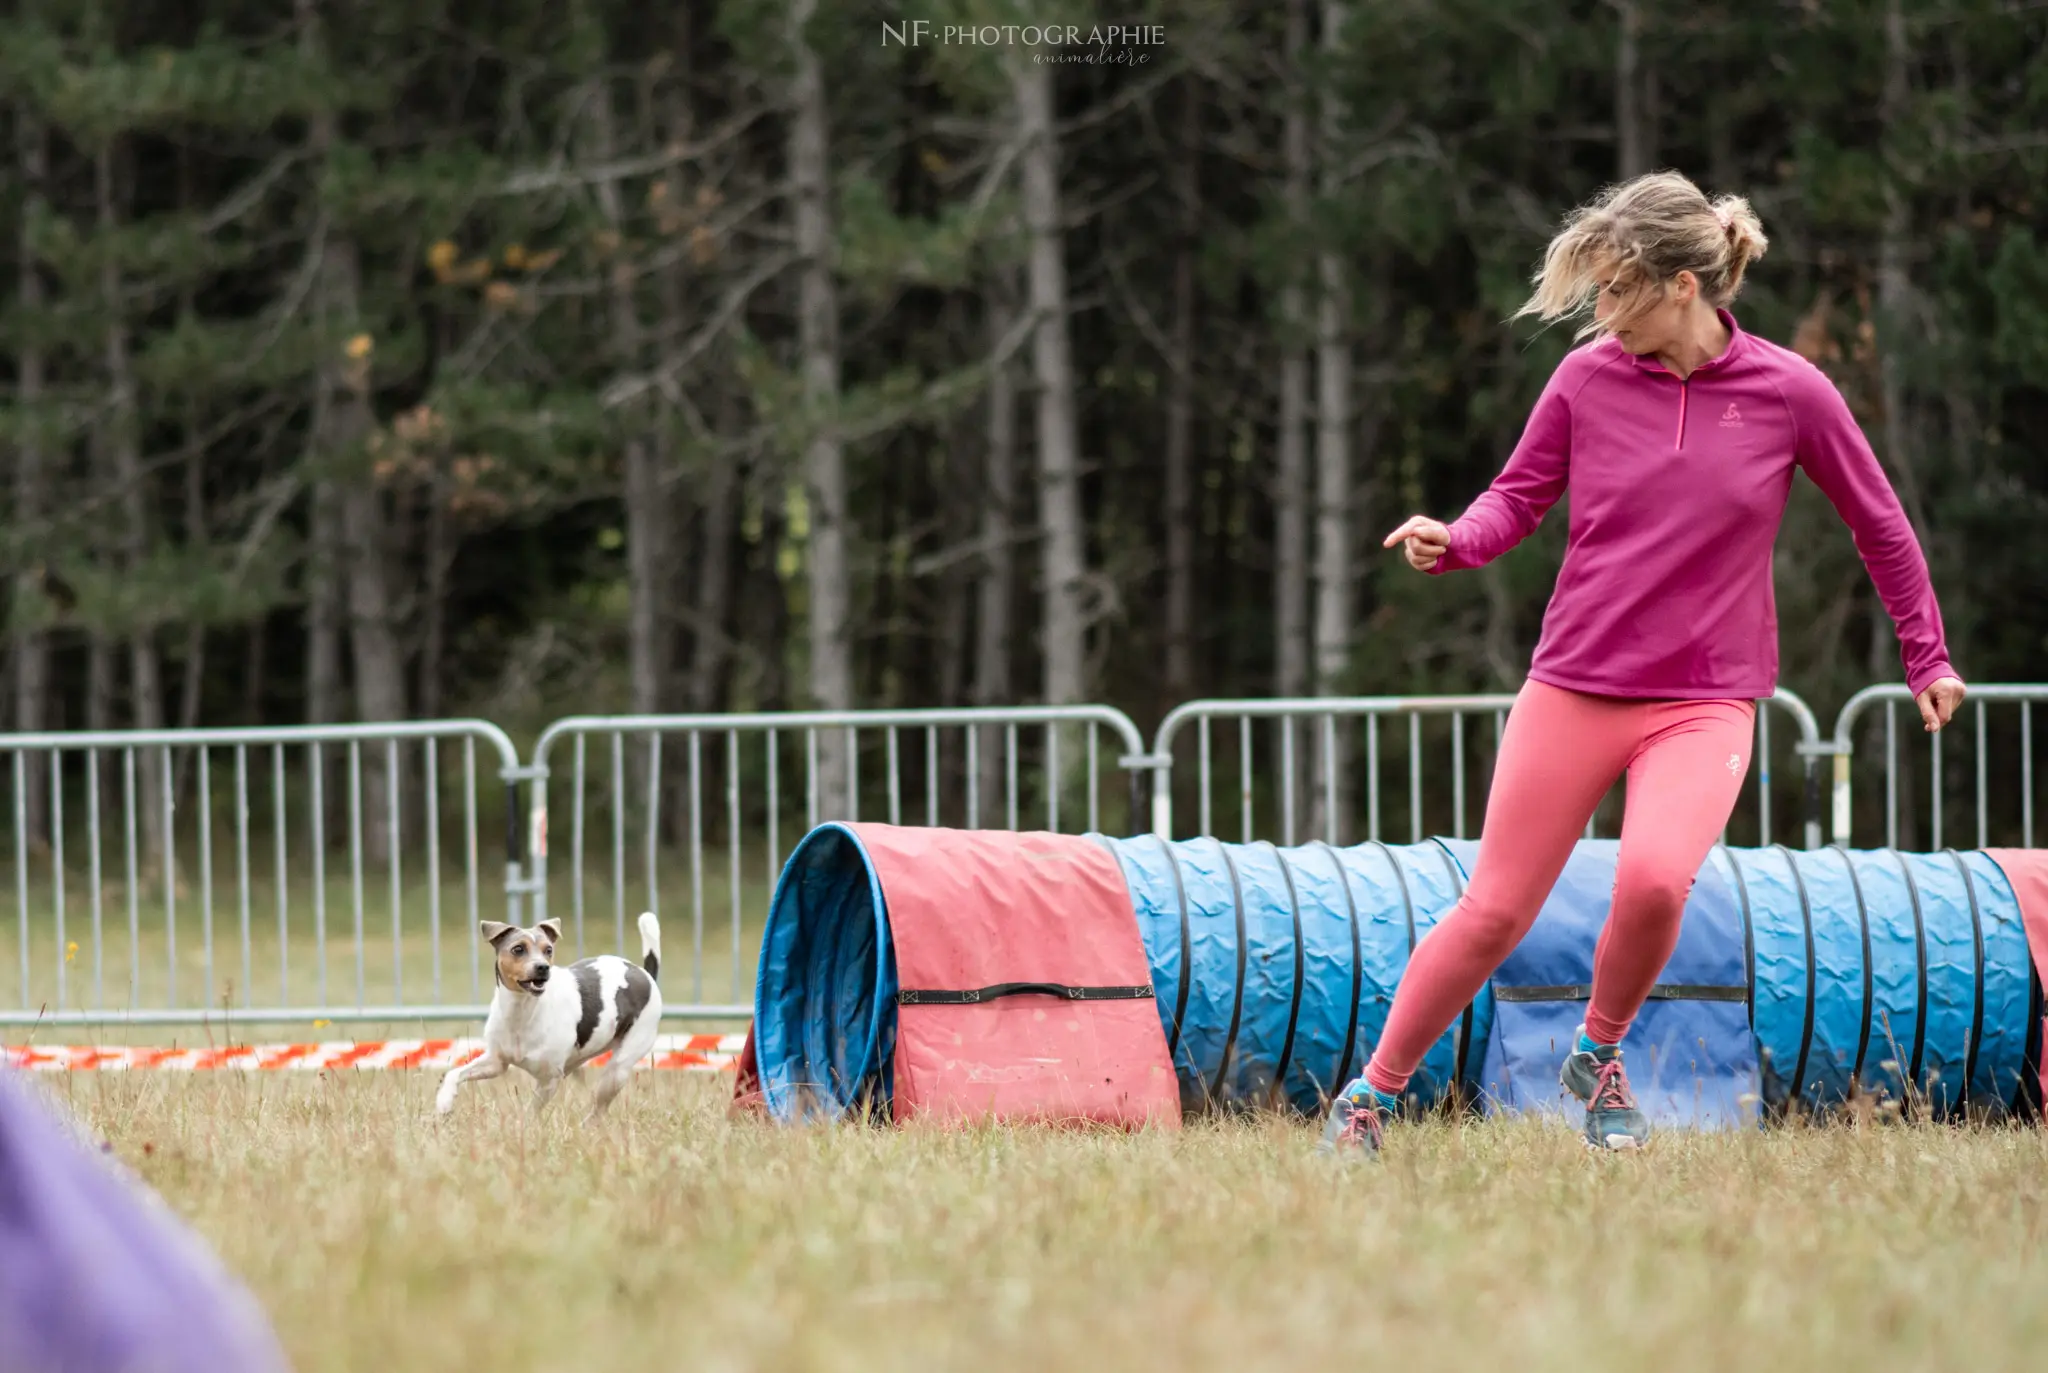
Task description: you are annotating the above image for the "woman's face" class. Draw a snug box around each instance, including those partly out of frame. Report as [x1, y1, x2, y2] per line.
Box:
[1594, 264, 1696, 356]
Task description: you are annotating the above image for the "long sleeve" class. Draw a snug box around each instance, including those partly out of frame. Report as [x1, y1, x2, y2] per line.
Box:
[1431, 362, 1574, 574]
[1786, 366, 1957, 696]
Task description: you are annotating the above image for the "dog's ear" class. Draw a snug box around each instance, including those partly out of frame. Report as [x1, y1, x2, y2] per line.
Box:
[535, 920, 562, 947]
[479, 920, 518, 947]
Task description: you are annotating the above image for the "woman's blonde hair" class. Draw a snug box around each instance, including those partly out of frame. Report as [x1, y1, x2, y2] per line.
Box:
[1515, 171, 1768, 338]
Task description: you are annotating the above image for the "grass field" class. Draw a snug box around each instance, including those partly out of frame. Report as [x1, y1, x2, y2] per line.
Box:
[28, 1070, 2048, 1373]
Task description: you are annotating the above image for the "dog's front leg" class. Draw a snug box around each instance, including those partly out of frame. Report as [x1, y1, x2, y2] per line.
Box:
[435, 1049, 506, 1116]
[529, 1069, 565, 1117]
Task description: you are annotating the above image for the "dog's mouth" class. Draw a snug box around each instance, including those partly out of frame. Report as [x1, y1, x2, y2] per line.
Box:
[519, 975, 550, 995]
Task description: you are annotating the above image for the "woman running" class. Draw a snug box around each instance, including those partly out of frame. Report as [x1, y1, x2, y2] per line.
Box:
[1322, 171, 1966, 1155]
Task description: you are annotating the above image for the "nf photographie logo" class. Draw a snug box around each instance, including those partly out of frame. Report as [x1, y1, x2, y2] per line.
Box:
[881, 20, 1165, 64]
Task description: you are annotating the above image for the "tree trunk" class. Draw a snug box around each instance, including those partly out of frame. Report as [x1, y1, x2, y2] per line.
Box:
[243, 618, 267, 725]
[685, 445, 739, 713]
[791, 0, 854, 816]
[1164, 75, 1200, 700]
[322, 236, 404, 865]
[1613, 0, 1656, 178]
[1012, 59, 1089, 715]
[13, 110, 51, 845]
[1275, 0, 1312, 704]
[419, 460, 449, 719]
[1878, 0, 1930, 541]
[98, 143, 166, 868]
[975, 276, 1020, 815]
[1309, 0, 1355, 842]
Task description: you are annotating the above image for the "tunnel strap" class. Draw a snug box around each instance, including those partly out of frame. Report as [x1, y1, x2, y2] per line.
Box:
[1309, 840, 1366, 1090]
[1717, 845, 1758, 1031]
[896, 983, 1155, 1005]
[1428, 840, 1477, 1096]
[1492, 984, 1748, 1004]
[1265, 844, 1309, 1104]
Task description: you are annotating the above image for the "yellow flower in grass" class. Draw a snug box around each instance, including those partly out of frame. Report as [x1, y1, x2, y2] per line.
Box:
[65, 941, 77, 963]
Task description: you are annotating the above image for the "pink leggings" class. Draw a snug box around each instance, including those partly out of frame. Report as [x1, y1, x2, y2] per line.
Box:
[1362, 680, 1754, 1096]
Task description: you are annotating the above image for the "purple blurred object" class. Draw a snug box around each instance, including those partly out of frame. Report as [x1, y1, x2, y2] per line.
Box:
[0, 1070, 292, 1373]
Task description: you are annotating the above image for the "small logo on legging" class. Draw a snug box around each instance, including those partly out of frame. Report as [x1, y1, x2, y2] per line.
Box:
[1727, 753, 1742, 776]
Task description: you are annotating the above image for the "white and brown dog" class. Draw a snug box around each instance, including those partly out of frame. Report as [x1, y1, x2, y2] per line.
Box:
[435, 912, 664, 1122]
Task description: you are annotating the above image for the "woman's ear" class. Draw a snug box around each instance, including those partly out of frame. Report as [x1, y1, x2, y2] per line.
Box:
[1671, 269, 1700, 305]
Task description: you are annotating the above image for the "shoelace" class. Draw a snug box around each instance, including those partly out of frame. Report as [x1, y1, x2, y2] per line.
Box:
[1590, 1057, 1637, 1112]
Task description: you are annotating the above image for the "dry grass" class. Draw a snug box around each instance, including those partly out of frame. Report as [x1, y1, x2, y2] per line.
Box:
[25, 1070, 2048, 1373]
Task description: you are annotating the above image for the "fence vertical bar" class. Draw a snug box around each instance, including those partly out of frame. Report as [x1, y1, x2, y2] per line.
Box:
[1932, 723, 1943, 851]
[571, 733, 586, 960]
[847, 726, 859, 822]
[274, 746, 288, 1007]
[887, 727, 901, 826]
[123, 749, 138, 1008]
[425, 741, 440, 1003]
[1048, 725, 1061, 832]
[1886, 703, 1898, 850]
[1280, 716, 1296, 848]
[925, 726, 939, 828]
[1006, 724, 1019, 831]
[1452, 712, 1466, 840]
[2025, 702, 2035, 849]
[689, 730, 703, 1005]
[1976, 699, 1988, 851]
[348, 741, 364, 1008]
[1409, 713, 1423, 846]
[234, 745, 252, 1009]
[461, 738, 476, 1000]
[806, 730, 818, 830]
[51, 752, 65, 1012]
[387, 739, 402, 1005]
[611, 732, 626, 961]
[728, 729, 741, 1000]
[644, 733, 662, 955]
[161, 747, 176, 1007]
[1322, 715, 1337, 846]
[1198, 717, 1212, 838]
[966, 725, 979, 830]
[13, 752, 27, 1008]
[312, 744, 328, 1005]
[88, 750, 103, 1008]
[1088, 724, 1100, 835]
[1758, 707, 1773, 846]
[1239, 719, 1253, 844]
[767, 730, 780, 891]
[1366, 716, 1380, 842]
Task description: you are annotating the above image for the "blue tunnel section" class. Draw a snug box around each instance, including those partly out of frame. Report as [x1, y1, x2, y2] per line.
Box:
[749, 823, 2041, 1126]
[1097, 836, 1493, 1114]
[751, 823, 897, 1123]
[1717, 846, 2034, 1117]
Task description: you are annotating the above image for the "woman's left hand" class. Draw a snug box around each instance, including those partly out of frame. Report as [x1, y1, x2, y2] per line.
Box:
[1916, 676, 1966, 732]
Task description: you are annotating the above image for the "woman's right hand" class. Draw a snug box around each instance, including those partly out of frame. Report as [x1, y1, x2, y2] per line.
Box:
[1383, 515, 1452, 572]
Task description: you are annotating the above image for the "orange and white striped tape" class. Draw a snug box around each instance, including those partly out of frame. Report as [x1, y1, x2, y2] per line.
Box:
[5, 1032, 750, 1074]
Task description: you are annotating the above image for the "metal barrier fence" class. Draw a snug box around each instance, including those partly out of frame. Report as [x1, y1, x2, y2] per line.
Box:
[523, 706, 1152, 1020]
[8, 683, 2039, 1030]
[1, 721, 528, 1028]
[1828, 684, 2048, 849]
[1147, 688, 1826, 850]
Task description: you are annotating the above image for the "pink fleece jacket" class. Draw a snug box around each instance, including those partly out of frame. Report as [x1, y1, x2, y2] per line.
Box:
[1432, 310, 1956, 699]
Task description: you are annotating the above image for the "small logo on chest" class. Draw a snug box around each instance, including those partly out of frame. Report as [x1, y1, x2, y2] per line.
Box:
[1719, 402, 1743, 428]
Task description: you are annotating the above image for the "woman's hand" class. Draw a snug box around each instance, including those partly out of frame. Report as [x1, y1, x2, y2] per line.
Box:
[1383, 515, 1452, 572]
[1915, 676, 1966, 733]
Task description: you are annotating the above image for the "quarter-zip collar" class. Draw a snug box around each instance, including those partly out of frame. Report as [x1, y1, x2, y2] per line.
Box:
[1626, 309, 1745, 449]
[1627, 307, 1747, 378]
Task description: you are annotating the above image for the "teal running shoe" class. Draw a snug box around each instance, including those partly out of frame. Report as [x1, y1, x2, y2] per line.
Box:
[1318, 1079, 1390, 1158]
[1559, 1033, 1650, 1151]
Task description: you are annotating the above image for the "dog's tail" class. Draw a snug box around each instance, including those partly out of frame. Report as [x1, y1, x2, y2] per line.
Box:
[637, 911, 662, 982]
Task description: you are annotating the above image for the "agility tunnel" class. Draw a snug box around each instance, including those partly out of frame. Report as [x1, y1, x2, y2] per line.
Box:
[741, 822, 2048, 1131]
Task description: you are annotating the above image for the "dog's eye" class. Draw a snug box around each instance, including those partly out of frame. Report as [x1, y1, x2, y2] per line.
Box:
[511, 944, 526, 956]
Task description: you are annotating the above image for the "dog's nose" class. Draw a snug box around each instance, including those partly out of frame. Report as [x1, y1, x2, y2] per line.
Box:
[531, 965, 550, 982]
